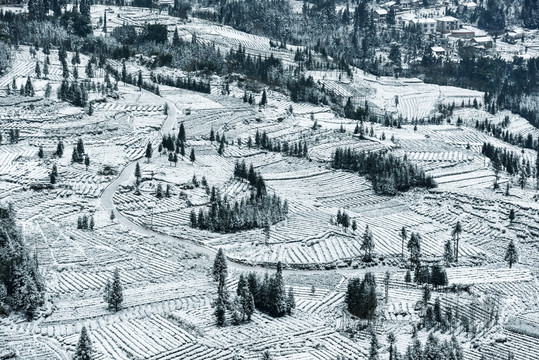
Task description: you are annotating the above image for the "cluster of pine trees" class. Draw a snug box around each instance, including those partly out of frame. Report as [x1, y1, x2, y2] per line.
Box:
[72, 138, 87, 164]
[0, 205, 45, 319]
[190, 187, 287, 233]
[245, 263, 295, 317]
[233, 160, 267, 197]
[106, 65, 160, 95]
[58, 80, 89, 107]
[414, 265, 448, 288]
[248, 130, 309, 159]
[226, 45, 283, 85]
[481, 142, 526, 176]
[345, 272, 377, 320]
[151, 73, 211, 94]
[212, 249, 256, 326]
[476, 119, 539, 151]
[77, 214, 95, 230]
[332, 148, 436, 195]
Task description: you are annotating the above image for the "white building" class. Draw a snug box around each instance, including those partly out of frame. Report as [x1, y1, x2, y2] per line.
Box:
[411, 18, 437, 35]
[436, 16, 461, 33]
[431, 46, 446, 56]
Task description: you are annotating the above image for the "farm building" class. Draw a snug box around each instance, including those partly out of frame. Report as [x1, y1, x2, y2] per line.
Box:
[431, 46, 446, 57]
[411, 18, 437, 35]
[471, 36, 494, 48]
[450, 29, 475, 39]
[458, 1, 477, 11]
[436, 16, 461, 33]
[374, 9, 388, 20]
[382, 1, 397, 9]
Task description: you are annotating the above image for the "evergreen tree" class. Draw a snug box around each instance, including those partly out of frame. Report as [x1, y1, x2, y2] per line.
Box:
[145, 142, 153, 163]
[73, 326, 92, 360]
[103, 11, 107, 33]
[35, 62, 41, 78]
[190, 148, 196, 162]
[106, 268, 123, 312]
[368, 327, 379, 360]
[452, 221, 463, 263]
[260, 89, 268, 106]
[361, 225, 374, 261]
[56, 140, 64, 157]
[504, 239, 519, 268]
[268, 262, 287, 317]
[286, 286, 296, 315]
[443, 240, 454, 266]
[407, 232, 422, 270]
[400, 226, 407, 260]
[134, 162, 141, 183]
[509, 209, 515, 223]
[212, 248, 228, 281]
[38, 146, 44, 159]
[179, 122, 186, 142]
[25, 77, 35, 96]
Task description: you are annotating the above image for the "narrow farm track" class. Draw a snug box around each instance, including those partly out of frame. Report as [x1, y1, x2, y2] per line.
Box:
[98, 94, 396, 276]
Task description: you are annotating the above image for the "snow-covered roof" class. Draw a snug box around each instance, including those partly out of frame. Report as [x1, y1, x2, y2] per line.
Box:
[375, 9, 388, 15]
[431, 46, 446, 52]
[436, 16, 459, 22]
[382, 1, 397, 7]
[462, 2, 477, 7]
[412, 18, 437, 24]
[471, 36, 492, 43]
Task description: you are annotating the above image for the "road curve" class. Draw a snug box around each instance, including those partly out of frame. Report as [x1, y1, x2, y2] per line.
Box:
[99, 99, 394, 276]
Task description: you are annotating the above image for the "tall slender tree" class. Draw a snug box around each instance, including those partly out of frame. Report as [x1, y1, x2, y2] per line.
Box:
[452, 221, 462, 263]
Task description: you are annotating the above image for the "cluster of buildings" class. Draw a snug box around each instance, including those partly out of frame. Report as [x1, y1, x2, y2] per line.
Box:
[374, 4, 496, 58]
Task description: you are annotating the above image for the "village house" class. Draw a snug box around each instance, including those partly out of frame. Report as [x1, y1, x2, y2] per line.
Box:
[431, 46, 446, 57]
[436, 16, 461, 33]
[411, 18, 437, 35]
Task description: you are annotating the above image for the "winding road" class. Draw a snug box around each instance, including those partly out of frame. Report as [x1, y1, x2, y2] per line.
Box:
[98, 98, 389, 276]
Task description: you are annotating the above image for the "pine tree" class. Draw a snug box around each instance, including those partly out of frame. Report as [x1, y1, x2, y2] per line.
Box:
[260, 89, 268, 106]
[145, 142, 153, 163]
[286, 287, 296, 315]
[212, 248, 228, 281]
[56, 140, 64, 157]
[179, 122, 186, 142]
[35, 62, 41, 78]
[73, 326, 93, 360]
[509, 209, 515, 223]
[107, 268, 123, 312]
[400, 226, 407, 260]
[134, 162, 141, 183]
[443, 240, 454, 266]
[452, 221, 462, 263]
[84, 155, 90, 170]
[504, 239, 518, 268]
[368, 327, 379, 360]
[190, 148, 196, 163]
[38, 146, 44, 159]
[25, 77, 35, 96]
[407, 232, 422, 270]
[209, 128, 215, 142]
[361, 225, 374, 261]
[103, 11, 107, 33]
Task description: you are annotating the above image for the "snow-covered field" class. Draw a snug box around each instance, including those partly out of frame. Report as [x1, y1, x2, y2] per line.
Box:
[1, 8, 539, 358]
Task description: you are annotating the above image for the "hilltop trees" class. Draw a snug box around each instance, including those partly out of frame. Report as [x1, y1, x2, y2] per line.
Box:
[346, 272, 377, 320]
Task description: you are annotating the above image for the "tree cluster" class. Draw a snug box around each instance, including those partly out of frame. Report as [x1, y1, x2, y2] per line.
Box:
[245, 263, 295, 318]
[77, 214, 95, 230]
[345, 272, 377, 320]
[0, 204, 45, 319]
[332, 148, 436, 195]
